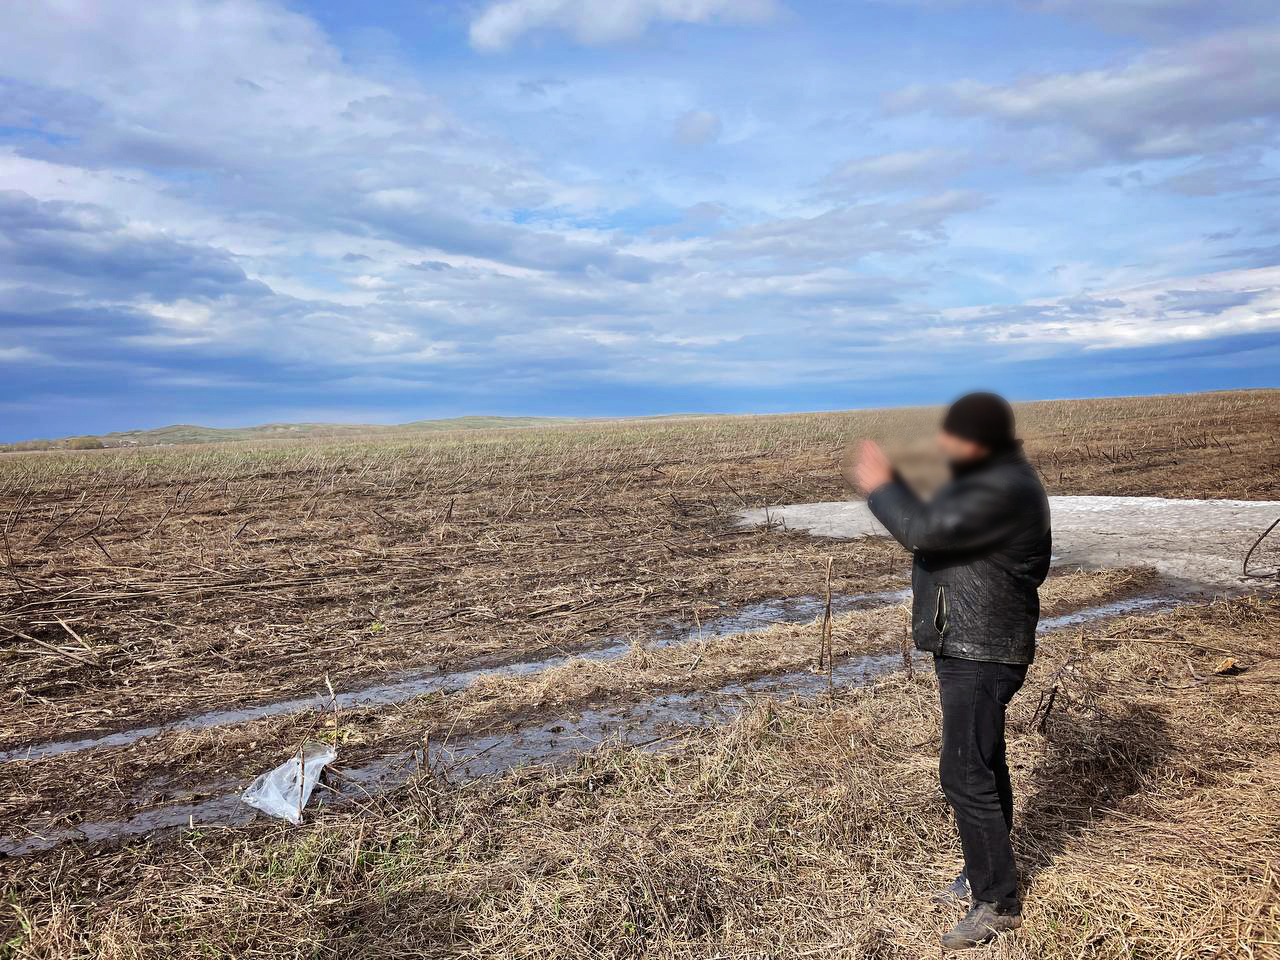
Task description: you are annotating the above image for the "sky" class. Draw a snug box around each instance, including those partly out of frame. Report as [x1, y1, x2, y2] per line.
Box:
[1, 0, 1278, 440]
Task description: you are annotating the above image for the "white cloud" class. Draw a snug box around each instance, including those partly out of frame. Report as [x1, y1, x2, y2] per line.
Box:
[943, 265, 1280, 348]
[673, 109, 722, 146]
[0, 0, 584, 264]
[469, 0, 778, 52]
[891, 28, 1280, 165]
[709, 191, 987, 264]
[0, 0, 1275, 425]
[883, 0, 1273, 35]
[823, 148, 967, 190]
[0, 346, 43, 363]
[1027, 0, 1274, 34]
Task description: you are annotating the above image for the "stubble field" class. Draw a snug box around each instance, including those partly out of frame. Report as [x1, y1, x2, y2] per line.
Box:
[2, 389, 1279, 959]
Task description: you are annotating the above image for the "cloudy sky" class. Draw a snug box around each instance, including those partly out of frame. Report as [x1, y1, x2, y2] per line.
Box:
[1, 0, 1278, 438]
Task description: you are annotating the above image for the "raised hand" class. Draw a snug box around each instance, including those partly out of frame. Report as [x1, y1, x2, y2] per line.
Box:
[843, 439, 893, 495]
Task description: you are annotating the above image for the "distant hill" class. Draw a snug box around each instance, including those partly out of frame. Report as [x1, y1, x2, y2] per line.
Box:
[3, 416, 605, 450]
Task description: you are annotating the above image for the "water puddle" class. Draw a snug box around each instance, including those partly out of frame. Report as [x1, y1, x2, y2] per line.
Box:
[0, 587, 1174, 767]
[0, 589, 911, 764]
[680, 588, 910, 641]
[0, 652, 899, 857]
[0, 653, 588, 764]
[0, 796, 257, 858]
[0, 590, 1191, 856]
[1036, 595, 1177, 631]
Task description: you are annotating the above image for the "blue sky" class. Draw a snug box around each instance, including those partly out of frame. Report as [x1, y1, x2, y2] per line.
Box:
[1, 0, 1278, 439]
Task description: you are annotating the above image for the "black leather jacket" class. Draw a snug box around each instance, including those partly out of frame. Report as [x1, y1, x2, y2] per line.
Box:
[867, 448, 1051, 664]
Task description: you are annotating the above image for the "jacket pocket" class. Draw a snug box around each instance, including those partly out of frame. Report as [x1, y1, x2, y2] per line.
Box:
[934, 584, 950, 636]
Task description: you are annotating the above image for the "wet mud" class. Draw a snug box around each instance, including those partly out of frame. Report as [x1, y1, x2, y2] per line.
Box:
[0, 589, 1184, 857]
[0, 588, 911, 764]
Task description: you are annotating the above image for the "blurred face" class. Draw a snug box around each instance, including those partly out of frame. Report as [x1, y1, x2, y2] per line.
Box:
[937, 430, 990, 465]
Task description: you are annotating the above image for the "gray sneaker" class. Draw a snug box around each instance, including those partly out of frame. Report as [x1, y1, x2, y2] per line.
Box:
[941, 901, 1022, 950]
[930, 873, 970, 908]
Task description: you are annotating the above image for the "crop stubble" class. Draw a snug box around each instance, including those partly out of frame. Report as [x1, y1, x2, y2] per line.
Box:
[0, 389, 1278, 957]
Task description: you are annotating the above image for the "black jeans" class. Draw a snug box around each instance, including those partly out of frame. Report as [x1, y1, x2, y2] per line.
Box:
[934, 654, 1028, 913]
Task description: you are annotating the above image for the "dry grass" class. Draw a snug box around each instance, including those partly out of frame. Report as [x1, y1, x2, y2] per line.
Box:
[2, 594, 1276, 959]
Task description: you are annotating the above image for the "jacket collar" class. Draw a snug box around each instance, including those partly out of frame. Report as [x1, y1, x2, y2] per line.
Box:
[949, 440, 1025, 479]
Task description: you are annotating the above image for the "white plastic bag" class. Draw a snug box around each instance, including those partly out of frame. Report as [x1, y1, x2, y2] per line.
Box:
[241, 741, 336, 824]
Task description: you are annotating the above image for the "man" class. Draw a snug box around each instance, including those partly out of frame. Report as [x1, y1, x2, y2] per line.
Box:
[846, 392, 1051, 951]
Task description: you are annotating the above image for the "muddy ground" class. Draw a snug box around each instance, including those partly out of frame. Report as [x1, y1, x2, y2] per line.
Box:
[4, 593, 1278, 958]
[0, 567, 1159, 853]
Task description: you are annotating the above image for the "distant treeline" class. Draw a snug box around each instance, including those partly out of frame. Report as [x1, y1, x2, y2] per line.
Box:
[2, 437, 111, 452]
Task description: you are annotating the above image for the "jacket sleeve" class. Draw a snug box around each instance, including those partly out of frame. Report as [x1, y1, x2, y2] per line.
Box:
[866, 475, 1016, 555]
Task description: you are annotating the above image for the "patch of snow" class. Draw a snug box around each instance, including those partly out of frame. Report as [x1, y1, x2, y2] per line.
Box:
[737, 496, 1280, 587]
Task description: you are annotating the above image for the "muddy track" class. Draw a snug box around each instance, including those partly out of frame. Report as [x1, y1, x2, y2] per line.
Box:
[1, 588, 914, 765]
[0, 567, 1168, 856]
